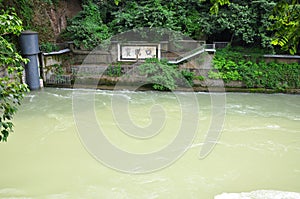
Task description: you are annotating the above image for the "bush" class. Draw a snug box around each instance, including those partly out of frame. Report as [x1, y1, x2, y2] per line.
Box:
[139, 59, 195, 91]
[210, 47, 300, 90]
[181, 69, 195, 86]
[40, 42, 59, 52]
[61, 1, 111, 50]
[139, 59, 178, 90]
[105, 63, 122, 77]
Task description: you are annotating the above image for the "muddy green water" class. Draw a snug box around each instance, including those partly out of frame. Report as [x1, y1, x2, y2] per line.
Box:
[0, 88, 299, 198]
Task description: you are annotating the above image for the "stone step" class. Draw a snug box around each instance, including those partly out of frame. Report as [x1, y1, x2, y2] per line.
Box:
[71, 64, 108, 75]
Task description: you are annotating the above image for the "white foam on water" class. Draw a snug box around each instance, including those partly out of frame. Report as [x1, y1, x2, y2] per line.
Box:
[215, 190, 300, 199]
[28, 95, 35, 102]
[43, 193, 71, 199]
[0, 188, 31, 199]
[48, 93, 71, 99]
[189, 142, 204, 149]
[1, 197, 32, 199]
[266, 124, 281, 129]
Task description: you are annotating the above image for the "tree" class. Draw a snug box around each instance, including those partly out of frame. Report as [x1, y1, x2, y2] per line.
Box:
[105, 0, 230, 38]
[205, 0, 299, 54]
[62, 1, 111, 50]
[62, 0, 298, 53]
[209, 0, 230, 14]
[197, 0, 276, 49]
[269, 0, 300, 54]
[0, 9, 29, 142]
[109, 0, 180, 34]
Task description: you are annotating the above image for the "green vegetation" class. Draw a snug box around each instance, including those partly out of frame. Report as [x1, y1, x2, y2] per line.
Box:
[0, 0, 62, 43]
[105, 63, 122, 77]
[0, 9, 29, 141]
[106, 0, 275, 49]
[41, 0, 58, 5]
[180, 69, 195, 87]
[1, 0, 34, 30]
[62, 1, 111, 50]
[209, 47, 300, 90]
[60, 0, 297, 54]
[40, 42, 59, 52]
[67, 0, 300, 54]
[269, 0, 300, 55]
[109, 1, 180, 34]
[0, 0, 297, 54]
[51, 64, 64, 81]
[2, 0, 298, 54]
[194, 75, 205, 81]
[139, 59, 179, 91]
[139, 59, 193, 91]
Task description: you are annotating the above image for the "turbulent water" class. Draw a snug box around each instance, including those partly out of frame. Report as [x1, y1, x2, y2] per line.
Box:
[0, 88, 299, 199]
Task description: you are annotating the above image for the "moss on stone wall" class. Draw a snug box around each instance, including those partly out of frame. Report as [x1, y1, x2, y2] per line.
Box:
[1, 0, 81, 43]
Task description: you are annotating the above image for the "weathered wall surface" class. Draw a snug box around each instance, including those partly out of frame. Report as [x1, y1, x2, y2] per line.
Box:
[31, 0, 82, 43]
[263, 55, 300, 64]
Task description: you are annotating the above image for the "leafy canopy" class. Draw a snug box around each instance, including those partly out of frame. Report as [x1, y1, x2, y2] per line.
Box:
[62, 0, 298, 54]
[269, 0, 300, 54]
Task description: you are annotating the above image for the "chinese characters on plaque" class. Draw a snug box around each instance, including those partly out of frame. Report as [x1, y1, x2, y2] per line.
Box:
[119, 44, 160, 61]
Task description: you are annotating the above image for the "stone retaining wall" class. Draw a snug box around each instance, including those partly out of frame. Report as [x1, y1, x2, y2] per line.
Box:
[40, 41, 300, 93]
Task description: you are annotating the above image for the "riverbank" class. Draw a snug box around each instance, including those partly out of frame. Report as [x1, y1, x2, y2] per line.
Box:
[45, 77, 300, 94]
[41, 46, 300, 94]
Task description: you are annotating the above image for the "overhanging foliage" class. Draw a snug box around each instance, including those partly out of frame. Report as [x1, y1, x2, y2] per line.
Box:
[0, 9, 29, 142]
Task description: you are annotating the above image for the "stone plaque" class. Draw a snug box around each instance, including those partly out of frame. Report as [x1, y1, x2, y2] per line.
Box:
[118, 44, 160, 61]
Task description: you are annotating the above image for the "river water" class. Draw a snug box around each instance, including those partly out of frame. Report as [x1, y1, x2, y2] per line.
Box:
[0, 88, 299, 199]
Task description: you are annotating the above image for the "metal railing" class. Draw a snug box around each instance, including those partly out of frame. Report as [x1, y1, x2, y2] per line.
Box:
[204, 44, 216, 51]
[45, 74, 72, 85]
[213, 42, 229, 49]
[167, 44, 215, 64]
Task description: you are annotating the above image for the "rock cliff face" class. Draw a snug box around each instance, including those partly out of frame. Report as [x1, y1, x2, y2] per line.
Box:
[31, 0, 82, 42]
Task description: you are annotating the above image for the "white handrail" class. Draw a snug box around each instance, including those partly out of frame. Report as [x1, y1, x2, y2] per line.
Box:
[168, 44, 215, 64]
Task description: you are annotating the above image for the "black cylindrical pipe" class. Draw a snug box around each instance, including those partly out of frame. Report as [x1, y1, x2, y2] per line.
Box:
[19, 30, 40, 90]
[24, 55, 40, 90]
